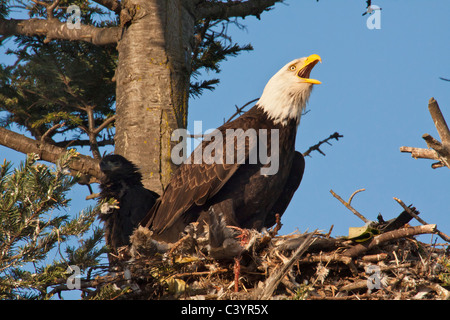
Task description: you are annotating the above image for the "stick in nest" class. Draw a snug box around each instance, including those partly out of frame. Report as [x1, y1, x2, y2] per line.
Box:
[393, 197, 450, 243]
[330, 188, 369, 223]
[343, 224, 437, 258]
[256, 231, 317, 299]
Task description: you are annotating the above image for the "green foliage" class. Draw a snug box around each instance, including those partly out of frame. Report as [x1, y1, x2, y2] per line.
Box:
[0, 38, 117, 145]
[0, 1, 260, 300]
[190, 19, 254, 97]
[0, 151, 106, 299]
[89, 283, 130, 300]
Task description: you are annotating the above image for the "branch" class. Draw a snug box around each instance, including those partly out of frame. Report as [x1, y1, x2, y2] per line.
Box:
[196, 0, 282, 20]
[54, 138, 114, 149]
[302, 132, 343, 157]
[44, 0, 62, 19]
[400, 97, 450, 169]
[329, 189, 369, 224]
[428, 97, 450, 144]
[343, 224, 437, 258]
[92, 0, 121, 14]
[84, 106, 101, 160]
[399, 146, 439, 160]
[225, 98, 259, 123]
[0, 18, 121, 45]
[93, 115, 116, 136]
[393, 197, 450, 243]
[41, 122, 65, 143]
[0, 126, 102, 181]
[256, 231, 316, 299]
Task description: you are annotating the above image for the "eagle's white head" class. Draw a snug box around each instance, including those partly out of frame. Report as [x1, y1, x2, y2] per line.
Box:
[257, 54, 322, 126]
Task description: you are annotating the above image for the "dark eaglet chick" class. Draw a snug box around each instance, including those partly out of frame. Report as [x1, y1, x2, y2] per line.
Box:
[98, 154, 159, 261]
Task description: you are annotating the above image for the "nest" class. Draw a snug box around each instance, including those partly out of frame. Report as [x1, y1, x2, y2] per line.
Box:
[105, 212, 450, 300]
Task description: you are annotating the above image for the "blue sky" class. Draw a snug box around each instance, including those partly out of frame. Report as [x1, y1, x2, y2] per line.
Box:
[0, 0, 449, 290]
[189, 0, 450, 239]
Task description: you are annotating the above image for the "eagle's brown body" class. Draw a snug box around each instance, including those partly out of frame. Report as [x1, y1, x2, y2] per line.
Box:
[141, 55, 322, 243]
[141, 105, 305, 242]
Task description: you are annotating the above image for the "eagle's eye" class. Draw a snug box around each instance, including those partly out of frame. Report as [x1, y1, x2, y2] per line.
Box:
[289, 65, 296, 71]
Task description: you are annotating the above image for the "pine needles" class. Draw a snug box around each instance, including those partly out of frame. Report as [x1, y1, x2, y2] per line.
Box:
[0, 150, 106, 299]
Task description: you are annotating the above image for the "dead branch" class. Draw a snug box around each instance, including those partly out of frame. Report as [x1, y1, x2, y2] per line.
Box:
[393, 197, 450, 243]
[172, 268, 228, 279]
[298, 252, 352, 265]
[343, 224, 437, 258]
[348, 188, 366, 206]
[330, 189, 369, 223]
[302, 132, 344, 157]
[428, 97, 450, 144]
[399, 146, 438, 160]
[400, 97, 450, 169]
[255, 231, 316, 299]
[361, 253, 389, 262]
[224, 98, 259, 124]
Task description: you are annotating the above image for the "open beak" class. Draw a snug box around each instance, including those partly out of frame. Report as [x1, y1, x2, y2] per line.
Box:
[297, 54, 322, 85]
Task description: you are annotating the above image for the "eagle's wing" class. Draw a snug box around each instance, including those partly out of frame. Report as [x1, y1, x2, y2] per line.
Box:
[142, 118, 259, 236]
[264, 151, 305, 228]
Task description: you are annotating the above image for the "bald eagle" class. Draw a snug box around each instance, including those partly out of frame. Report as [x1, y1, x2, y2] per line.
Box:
[98, 154, 159, 260]
[141, 55, 321, 243]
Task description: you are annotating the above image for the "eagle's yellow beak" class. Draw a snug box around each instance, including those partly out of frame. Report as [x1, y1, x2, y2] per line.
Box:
[297, 54, 322, 85]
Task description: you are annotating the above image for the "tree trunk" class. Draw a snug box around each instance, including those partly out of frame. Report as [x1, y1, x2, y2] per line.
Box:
[115, 0, 194, 193]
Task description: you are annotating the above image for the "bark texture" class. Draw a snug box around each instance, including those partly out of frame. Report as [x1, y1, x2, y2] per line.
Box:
[0, 127, 101, 181]
[115, 0, 194, 193]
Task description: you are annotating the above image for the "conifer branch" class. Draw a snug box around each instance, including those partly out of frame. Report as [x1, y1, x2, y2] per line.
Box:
[196, 0, 282, 20]
[0, 126, 102, 181]
[0, 18, 121, 45]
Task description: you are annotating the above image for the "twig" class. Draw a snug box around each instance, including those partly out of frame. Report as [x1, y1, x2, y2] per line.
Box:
[168, 234, 191, 257]
[348, 188, 366, 206]
[41, 122, 65, 142]
[302, 132, 343, 157]
[172, 268, 228, 279]
[269, 213, 282, 237]
[340, 280, 368, 292]
[361, 253, 389, 262]
[325, 225, 334, 238]
[330, 189, 369, 223]
[298, 252, 352, 265]
[234, 257, 241, 293]
[225, 98, 259, 124]
[93, 114, 116, 136]
[256, 231, 316, 299]
[47, 0, 61, 19]
[188, 98, 259, 139]
[393, 197, 450, 243]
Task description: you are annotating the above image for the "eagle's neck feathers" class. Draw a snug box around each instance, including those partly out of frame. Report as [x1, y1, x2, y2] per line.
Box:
[256, 71, 314, 126]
